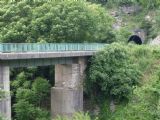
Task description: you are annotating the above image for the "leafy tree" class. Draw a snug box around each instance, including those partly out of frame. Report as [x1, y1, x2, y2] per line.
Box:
[0, 0, 114, 43]
[11, 71, 51, 120]
[87, 43, 141, 102]
[16, 88, 36, 104]
[14, 100, 37, 120]
[14, 100, 49, 120]
[32, 77, 51, 106]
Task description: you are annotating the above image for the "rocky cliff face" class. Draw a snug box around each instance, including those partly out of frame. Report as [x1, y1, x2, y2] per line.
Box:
[150, 35, 160, 45]
[120, 5, 141, 14]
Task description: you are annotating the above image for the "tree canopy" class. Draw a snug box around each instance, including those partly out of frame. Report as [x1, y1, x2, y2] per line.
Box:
[0, 0, 114, 43]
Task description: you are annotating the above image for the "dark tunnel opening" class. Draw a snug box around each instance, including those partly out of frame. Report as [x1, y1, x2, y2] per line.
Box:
[128, 35, 142, 45]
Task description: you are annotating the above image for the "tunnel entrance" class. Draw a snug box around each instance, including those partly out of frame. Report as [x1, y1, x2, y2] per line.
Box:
[128, 35, 142, 45]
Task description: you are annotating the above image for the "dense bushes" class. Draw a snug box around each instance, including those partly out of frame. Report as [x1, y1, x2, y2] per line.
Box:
[11, 72, 51, 120]
[0, 0, 114, 43]
[86, 43, 160, 120]
[54, 112, 95, 120]
[87, 43, 141, 102]
[110, 62, 160, 120]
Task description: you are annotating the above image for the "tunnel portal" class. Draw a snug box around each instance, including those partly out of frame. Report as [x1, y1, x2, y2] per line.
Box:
[128, 35, 142, 45]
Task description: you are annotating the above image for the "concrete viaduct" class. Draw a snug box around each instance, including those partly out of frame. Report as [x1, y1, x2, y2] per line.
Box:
[0, 43, 105, 120]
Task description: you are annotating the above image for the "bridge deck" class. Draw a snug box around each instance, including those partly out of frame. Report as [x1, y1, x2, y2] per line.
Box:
[0, 43, 105, 60]
[0, 43, 105, 68]
[0, 51, 95, 60]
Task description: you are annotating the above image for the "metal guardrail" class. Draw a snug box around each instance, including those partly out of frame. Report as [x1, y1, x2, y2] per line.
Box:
[0, 43, 106, 53]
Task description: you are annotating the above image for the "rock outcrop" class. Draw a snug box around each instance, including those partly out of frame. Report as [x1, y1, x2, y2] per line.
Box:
[150, 35, 160, 45]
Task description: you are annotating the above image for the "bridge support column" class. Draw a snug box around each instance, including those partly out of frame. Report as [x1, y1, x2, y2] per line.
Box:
[0, 65, 11, 120]
[51, 58, 87, 118]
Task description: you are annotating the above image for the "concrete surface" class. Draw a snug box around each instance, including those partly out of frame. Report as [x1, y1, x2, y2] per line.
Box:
[0, 51, 95, 60]
[0, 65, 11, 120]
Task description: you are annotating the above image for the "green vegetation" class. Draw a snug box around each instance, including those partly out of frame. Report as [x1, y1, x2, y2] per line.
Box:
[110, 68, 160, 120]
[88, 43, 141, 101]
[0, 90, 5, 99]
[0, 0, 115, 119]
[54, 112, 96, 120]
[0, 115, 3, 120]
[0, 0, 114, 43]
[1, 0, 160, 120]
[11, 72, 51, 120]
[85, 43, 160, 120]
[0, 90, 6, 120]
[54, 43, 160, 119]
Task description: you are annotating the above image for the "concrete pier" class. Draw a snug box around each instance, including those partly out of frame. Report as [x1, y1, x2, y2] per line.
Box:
[51, 58, 87, 118]
[51, 87, 83, 117]
[0, 65, 11, 120]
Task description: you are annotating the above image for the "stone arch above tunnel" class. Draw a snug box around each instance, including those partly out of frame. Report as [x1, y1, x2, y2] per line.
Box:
[128, 35, 142, 45]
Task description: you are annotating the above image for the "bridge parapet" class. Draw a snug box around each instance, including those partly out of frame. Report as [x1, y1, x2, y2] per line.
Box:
[0, 43, 105, 53]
